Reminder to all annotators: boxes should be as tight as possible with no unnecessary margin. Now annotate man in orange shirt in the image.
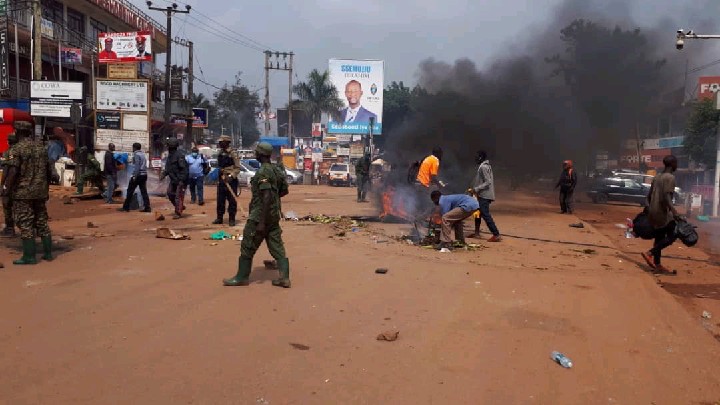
[416,147,444,188]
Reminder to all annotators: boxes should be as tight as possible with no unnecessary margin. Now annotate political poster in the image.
[327,59,383,135]
[98,31,152,63]
[61,47,82,64]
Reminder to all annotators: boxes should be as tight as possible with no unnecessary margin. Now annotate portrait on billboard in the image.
[340,80,377,123]
[327,59,384,135]
[98,31,152,63]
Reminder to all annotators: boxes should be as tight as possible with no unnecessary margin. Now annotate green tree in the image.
[293,69,344,122]
[382,81,413,134]
[685,98,719,167]
[213,73,261,146]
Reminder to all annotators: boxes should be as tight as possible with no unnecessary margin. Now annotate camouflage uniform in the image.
[1,133,18,236]
[215,136,241,225]
[355,155,371,202]
[4,121,53,264]
[75,151,105,194]
[223,142,291,288]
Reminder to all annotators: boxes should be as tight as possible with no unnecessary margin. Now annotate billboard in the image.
[98,31,151,63]
[30,81,83,118]
[698,76,720,100]
[95,80,148,112]
[327,59,383,135]
[61,47,82,64]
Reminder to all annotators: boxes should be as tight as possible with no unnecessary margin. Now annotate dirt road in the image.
[1,185,719,404]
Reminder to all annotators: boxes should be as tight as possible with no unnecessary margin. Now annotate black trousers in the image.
[650,221,677,265]
[217,178,239,220]
[560,187,574,213]
[123,174,150,211]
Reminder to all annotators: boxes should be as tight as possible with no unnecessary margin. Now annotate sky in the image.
[128,0,720,123]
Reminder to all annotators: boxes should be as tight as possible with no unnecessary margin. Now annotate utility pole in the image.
[264,50,294,144]
[186,40,194,146]
[146,1,190,142]
[32,0,41,80]
[264,51,270,136]
[677,29,720,217]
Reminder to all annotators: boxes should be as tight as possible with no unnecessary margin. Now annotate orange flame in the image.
[379,187,410,220]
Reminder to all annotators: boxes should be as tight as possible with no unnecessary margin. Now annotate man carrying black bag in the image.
[641,155,682,274]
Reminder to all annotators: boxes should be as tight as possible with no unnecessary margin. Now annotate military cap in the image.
[218,135,232,143]
[166,138,179,148]
[7,133,17,144]
[255,142,273,156]
[13,121,33,132]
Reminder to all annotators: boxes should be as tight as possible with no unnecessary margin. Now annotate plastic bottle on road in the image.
[551,351,573,368]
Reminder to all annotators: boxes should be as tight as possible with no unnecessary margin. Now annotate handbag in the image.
[632,209,655,240]
[675,219,698,247]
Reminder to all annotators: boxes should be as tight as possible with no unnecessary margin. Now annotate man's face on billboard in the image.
[137,40,145,53]
[105,40,113,51]
[345,82,362,109]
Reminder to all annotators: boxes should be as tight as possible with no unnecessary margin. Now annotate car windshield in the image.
[331,164,348,171]
[243,159,261,170]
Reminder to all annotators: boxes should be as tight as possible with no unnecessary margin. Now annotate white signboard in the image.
[95,129,149,152]
[96,80,148,112]
[327,59,384,135]
[31,103,82,118]
[31,81,83,99]
[122,113,148,131]
[337,147,350,156]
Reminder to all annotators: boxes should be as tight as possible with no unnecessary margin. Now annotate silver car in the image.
[237,161,256,187]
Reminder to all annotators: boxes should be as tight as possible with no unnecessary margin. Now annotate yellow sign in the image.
[108,63,137,79]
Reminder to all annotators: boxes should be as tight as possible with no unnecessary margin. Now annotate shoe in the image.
[272,258,291,288]
[640,252,656,269]
[13,238,37,265]
[190,200,196,204]
[229,219,236,227]
[141,208,152,213]
[223,257,252,286]
[41,235,53,261]
[117,207,130,212]
[654,264,677,275]
[467,233,481,239]
[212,218,223,225]
[106,201,121,205]
[487,235,502,242]
[198,202,205,206]
[172,213,182,220]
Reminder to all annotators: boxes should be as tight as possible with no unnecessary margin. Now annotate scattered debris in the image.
[0,262,4,269]
[336,231,346,237]
[156,227,190,240]
[87,221,98,228]
[695,294,711,299]
[61,235,74,240]
[155,212,165,221]
[569,223,584,228]
[375,268,388,274]
[210,242,218,246]
[264,260,278,270]
[439,248,451,253]
[289,343,310,351]
[572,248,597,255]
[284,211,299,221]
[702,311,713,320]
[61,195,74,205]
[208,230,242,240]
[376,330,399,342]
[91,232,114,238]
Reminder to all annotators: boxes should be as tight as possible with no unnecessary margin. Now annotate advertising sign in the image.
[311,122,322,137]
[60,47,82,64]
[191,108,208,127]
[327,59,383,135]
[0,18,8,91]
[108,63,137,79]
[98,31,152,63]
[122,113,148,131]
[40,18,53,39]
[619,148,671,169]
[30,81,83,118]
[698,76,720,100]
[96,80,148,112]
[95,128,149,152]
[96,111,121,129]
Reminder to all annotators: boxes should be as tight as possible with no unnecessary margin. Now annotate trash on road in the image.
[551,351,573,368]
[702,311,712,319]
[155,212,165,221]
[91,232,114,238]
[439,248,451,253]
[569,223,584,228]
[376,330,399,342]
[61,235,74,240]
[0,262,4,269]
[284,211,299,220]
[156,227,190,240]
[87,221,98,228]
[375,268,388,274]
[61,195,74,205]
[289,342,310,350]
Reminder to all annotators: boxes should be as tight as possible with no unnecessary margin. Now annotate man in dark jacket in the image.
[160,138,188,219]
[103,143,118,204]
[555,160,577,214]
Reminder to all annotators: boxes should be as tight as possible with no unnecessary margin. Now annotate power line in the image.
[182,18,266,52]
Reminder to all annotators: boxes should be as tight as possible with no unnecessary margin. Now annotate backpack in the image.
[675,219,698,247]
[407,159,422,184]
[632,209,654,240]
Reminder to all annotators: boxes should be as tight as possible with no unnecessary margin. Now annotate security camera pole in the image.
[676,29,720,217]
[147,1,191,141]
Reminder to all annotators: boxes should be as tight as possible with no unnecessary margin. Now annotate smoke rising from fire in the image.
[383,0,720,190]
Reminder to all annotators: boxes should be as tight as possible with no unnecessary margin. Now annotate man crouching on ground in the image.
[431,190,479,250]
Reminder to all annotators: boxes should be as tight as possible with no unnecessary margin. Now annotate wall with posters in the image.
[327,59,384,135]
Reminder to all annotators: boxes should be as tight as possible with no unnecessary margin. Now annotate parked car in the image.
[242,159,302,184]
[328,163,354,186]
[587,177,648,205]
[237,161,256,187]
[611,170,683,204]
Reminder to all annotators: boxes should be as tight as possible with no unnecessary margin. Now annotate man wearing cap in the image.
[136,35,150,57]
[98,37,117,61]
[1,133,18,237]
[160,138,188,219]
[223,142,291,288]
[1,121,55,264]
[213,135,240,226]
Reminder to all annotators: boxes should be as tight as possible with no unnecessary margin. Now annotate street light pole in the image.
[147,1,190,142]
[676,29,720,217]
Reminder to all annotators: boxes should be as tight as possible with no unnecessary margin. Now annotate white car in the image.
[236,161,256,187]
[328,163,355,187]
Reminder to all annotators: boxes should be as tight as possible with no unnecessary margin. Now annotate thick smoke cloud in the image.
[384,0,720,190]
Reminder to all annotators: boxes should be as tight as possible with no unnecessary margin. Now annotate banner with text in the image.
[327,59,383,135]
[98,31,151,63]
[95,128,149,152]
[96,80,148,112]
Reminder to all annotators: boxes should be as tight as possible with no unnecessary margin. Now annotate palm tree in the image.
[293,69,344,122]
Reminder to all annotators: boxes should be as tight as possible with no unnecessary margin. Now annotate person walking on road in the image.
[213,135,241,226]
[641,155,681,274]
[120,143,151,212]
[160,138,188,219]
[555,160,577,214]
[355,153,371,202]
[1,133,18,237]
[103,143,119,204]
[223,142,291,288]
[430,190,479,250]
[470,150,501,242]
[1,121,55,264]
[185,146,207,206]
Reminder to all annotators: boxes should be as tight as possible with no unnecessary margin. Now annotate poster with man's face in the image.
[98,31,152,63]
[327,59,384,135]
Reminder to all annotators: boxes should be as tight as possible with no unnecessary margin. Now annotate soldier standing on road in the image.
[213,135,241,226]
[74,147,105,195]
[1,121,55,264]
[355,153,371,202]
[1,133,18,237]
[160,138,188,219]
[223,142,291,288]
[555,160,577,214]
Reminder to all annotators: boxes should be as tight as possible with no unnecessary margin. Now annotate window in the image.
[89,19,107,41]
[67,8,85,34]
[41,0,62,23]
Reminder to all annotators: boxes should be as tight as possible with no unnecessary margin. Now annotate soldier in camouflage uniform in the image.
[355,153,371,202]
[1,121,54,264]
[74,146,105,194]
[223,142,291,288]
[1,133,18,237]
[213,135,241,226]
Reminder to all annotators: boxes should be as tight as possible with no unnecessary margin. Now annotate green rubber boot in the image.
[41,235,53,261]
[13,238,37,265]
[222,257,252,286]
[75,181,84,195]
[272,258,291,288]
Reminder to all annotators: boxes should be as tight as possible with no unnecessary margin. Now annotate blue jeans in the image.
[188,175,204,203]
[105,174,116,203]
[477,197,500,236]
